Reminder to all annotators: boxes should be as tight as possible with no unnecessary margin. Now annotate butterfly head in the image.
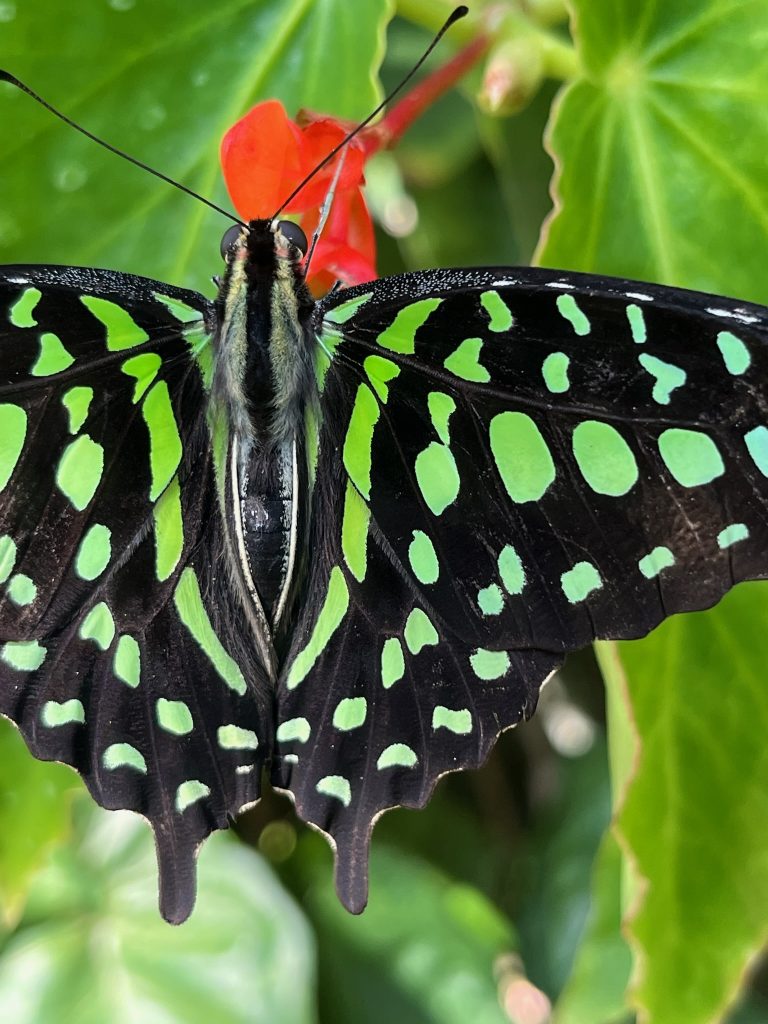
[219,219,308,268]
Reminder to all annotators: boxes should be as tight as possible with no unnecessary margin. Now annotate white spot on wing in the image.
[706,307,759,324]
[545,281,575,290]
[625,292,653,301]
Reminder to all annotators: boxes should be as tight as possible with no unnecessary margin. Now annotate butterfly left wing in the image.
[0,267,271,922]
[275,266,768,912]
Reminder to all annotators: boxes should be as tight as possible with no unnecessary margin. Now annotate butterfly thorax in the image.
[212,219,315,672]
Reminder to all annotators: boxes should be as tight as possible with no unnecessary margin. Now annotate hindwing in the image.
[275,266,768,911]
[0,267,271,923]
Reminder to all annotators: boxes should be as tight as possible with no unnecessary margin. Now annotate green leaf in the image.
[0,719,78,927]
[538,0,768,303]
[617,585,768,1023]
[0,0,393,293]
[292,835,518,1024]
[553,831,632,1024]
[0,801,316,1024]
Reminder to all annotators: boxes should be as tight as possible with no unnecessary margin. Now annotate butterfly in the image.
[4,37,768,925]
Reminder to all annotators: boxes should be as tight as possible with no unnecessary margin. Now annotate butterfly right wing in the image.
[0,266,272,923]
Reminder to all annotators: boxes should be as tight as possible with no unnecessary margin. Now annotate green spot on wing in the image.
[276,718,311,743]
[156,698,193,735]
[470,649,510,680]
[443,337,490,382]
[717,330,750,375]
[103,743,146,773]
[56,434,103,511]
[343,383,379,500]
[478,583,504,615]
[433,706,472,734]
[658,428,724,487]
[498,545,526,595]
[626,303,646,343]
[316,775,351,806]
[408,530,439,584]
[174,567,247,695]
[122,352,161,403]
[114,635,140,687]
[286,566,349,689]
[377,743,418,769]
[75,524,111,581]
[176,780,210,813]
[415,442,460,516]
[377,298,442,354]
[7,574,36,606]
[81,294,149,351]
[79,602,115,650]
[324,292,372,324]
[2,640,46,671]
[0,536,17,584]
[333,697,367,731]
[561,562,602,603]
[61,386,93,433]
[341,481,369,583]
[489,411,555,503]
[404,608,438,654]
[153,475,184,581]
[480,289,514,332]
[381,637,405,688]
[638,353,686,404]
[542,351,570,393]
[152,292,203,324]
[218,725,259,750]
[31,332,74,376]
[638,546,675,579]
[556,293,590,335]
[41,699,85,727]
[142,381,182,502]
[745,426,768,476]
[572,420,638,496]
[0,404,27,493]
[9,286,41,327]
[363,354,400,402]
[427,391,456,445]
[718,523,749,548]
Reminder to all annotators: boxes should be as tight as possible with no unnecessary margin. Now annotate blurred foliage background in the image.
[2,1,768,1021]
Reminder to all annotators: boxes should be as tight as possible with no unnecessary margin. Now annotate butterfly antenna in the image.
[0,69,246,227]
[271,4,469,218]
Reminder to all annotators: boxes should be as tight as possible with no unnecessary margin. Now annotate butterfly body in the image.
[3,248,768,921]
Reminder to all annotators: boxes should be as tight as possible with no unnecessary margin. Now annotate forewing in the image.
[275,266,768,912]
[0,267,270,923]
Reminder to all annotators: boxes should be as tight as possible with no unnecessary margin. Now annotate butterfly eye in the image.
[277,220,308,256]
[220,224,242,260]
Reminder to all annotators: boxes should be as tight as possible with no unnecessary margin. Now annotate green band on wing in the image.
[381,637,405,688]
[638,353,686,405]
[324,292,373,325]
[377,743,418,769]
[153,292,204,324]
[556,293,590,335]
[444,337,490,382]
[490,411,554,503]
[316,775,351,806]
[572,420,638,496]
[287,565,349,690]
[81,294,149,351]
[122,352,161,403]
[0,404,27,493]
[432,706,472,734]
[8,574,36,606]
[561,561,602,603]
[0,536,17,584]
[333,697,367,731]
[469,648,510,680]
[480,290,514,332]
[153,475,184,581]
[427,391,456,445]
[276,717,311,743]
[174,567,247,695]
[658,428,724,487]
[142,381,182,502]
[408,530,439,584]
[343,383,379,500]
[156,698,193,735]
[404,607,438,654]
[364,354,400,401]
[176,780,210,813]
[626,303,646,343]
[377,298,442,354]
[341,480,370,583]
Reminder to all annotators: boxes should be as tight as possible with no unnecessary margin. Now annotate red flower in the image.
[220,35,488,295]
